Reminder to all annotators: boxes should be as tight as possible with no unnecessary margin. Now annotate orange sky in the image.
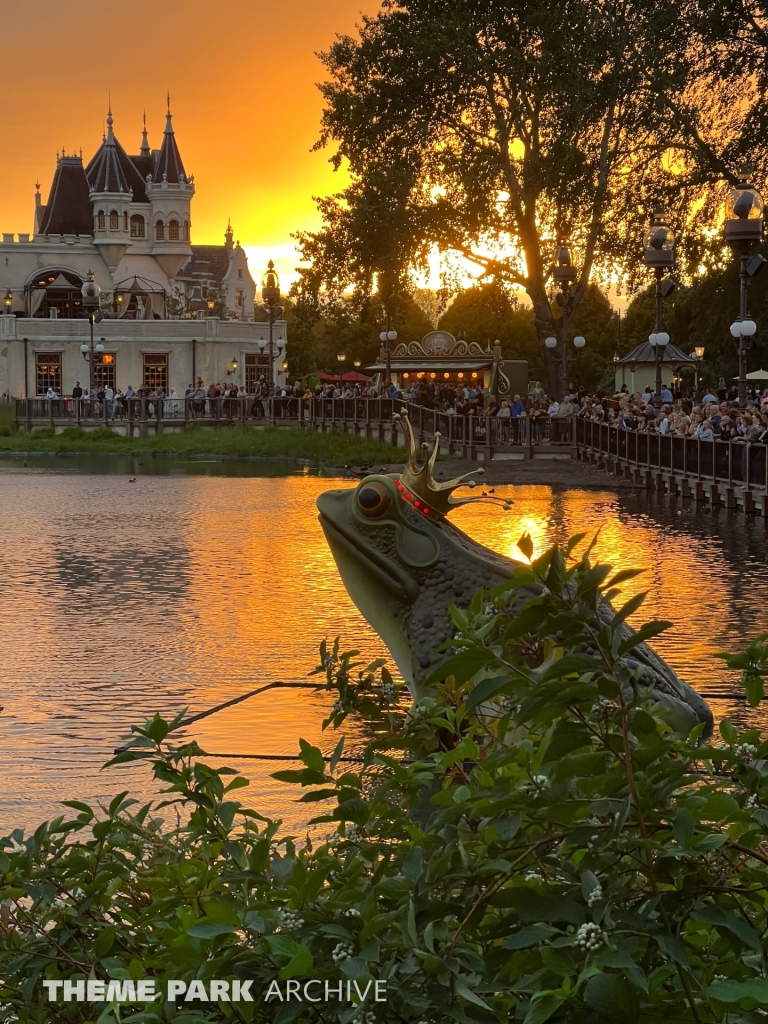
[0,0,378,287]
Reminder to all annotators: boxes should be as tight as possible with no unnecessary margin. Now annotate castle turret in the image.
[86,107,132,273]
[145,97,194,280]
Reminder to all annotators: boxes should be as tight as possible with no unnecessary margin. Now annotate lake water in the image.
[0,454,766,835]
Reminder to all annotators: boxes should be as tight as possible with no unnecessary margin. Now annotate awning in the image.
[367,360,492,372]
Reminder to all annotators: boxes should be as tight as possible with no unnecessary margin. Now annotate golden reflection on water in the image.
[0,464,765,832]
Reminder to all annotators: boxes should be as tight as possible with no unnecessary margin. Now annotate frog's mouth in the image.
[317,510,419,604]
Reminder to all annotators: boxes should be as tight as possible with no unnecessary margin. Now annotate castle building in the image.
[0,103,286,399]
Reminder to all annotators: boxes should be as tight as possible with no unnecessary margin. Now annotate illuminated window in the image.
[109,210,119,230]
[97,210,105,230]
[168,220,179,240]
[155,221,165,240]
[130,215,145,238]
[245,353,269,392]
[35,353,62,395]
[143,353,168,391]
[235,289,244,308]
[94,353,116,390]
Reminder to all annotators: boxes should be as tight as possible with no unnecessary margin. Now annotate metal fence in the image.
[576,419,768,493]
[14,396,576,448]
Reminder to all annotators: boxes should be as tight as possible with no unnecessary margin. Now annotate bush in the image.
[2,536,768,1022]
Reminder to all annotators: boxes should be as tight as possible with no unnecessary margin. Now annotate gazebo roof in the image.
[616,342,697,367]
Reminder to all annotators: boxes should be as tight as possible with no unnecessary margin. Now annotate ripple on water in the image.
[0,463,765,832]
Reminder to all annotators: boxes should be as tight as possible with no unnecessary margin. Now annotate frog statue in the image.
[317,413,712,736]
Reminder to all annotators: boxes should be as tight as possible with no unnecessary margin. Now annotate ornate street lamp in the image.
[725,172,766,406]
[380,326,397,387]
[207,298,215,313]
[694,345,705,394]
[353,359,362,369]
[3,288,12,314]
[648,330,670,403]
[337,351,346,363]
[550,236,579,395]
[260,260,284,388]
[79,271,103,396]
[643,213,676,405]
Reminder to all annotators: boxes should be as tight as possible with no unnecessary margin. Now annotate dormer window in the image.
[130,215,145,238]
[109,210,119,230]
[155,221,165,240]
[169,220,179,240]
[97,210,105,230]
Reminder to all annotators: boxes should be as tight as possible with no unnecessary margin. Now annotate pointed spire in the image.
[225,219,234,251]
[155,95,187,183]
[140,109,150,156]
[87,102,130,195]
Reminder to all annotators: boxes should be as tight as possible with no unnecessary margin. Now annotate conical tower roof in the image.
[85,107,131,194]
[154,98,186,183]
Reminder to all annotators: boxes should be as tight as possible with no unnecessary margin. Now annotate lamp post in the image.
[79,271,103,395]
[260,260,284,388]
[643,213,676,405]
[544,332,586,394]
[3,288,12,315]
[551,236,578,396]
[648,330,670,402]
[379,317,398,389]
[724,172,766,406]
[694,345,705,395]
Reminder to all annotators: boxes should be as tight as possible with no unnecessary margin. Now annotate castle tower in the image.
[86,107,132,273]
[146,97,194,280]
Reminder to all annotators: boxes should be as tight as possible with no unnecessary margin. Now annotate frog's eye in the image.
[357,481,391,518]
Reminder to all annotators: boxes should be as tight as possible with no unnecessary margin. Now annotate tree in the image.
[300,0,745,397]
[7,538,768,1021]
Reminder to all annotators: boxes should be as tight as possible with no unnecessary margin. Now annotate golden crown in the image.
[392,412,513,520]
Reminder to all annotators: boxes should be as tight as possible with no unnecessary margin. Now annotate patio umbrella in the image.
[732,369,768,380]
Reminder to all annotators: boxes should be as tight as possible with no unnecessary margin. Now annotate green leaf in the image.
[503,925,557,949]
[584,973,640,1021]
[187,921,236,939]
[705,978,768,1005]
[692,904,762,952]
[618,620,672,655]
[523,993,565,1024]
[299,739,326,774]
[517,533,534,560]
[424,648,497,687]
[744,676,765,707]
[94,926,116,959]
[672,807,696,846]
[145,714,169,743]
[278,948,314,980]
[720,718,738,744]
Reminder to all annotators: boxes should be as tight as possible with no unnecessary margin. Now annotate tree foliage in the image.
[295,0,768,392]
[4,538,768,1021]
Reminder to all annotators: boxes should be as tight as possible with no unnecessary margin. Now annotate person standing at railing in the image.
[553,394,575,441]
[509,393,526,443]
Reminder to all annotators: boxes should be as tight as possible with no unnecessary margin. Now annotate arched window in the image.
[123,212,128,231]
[155,221,165,240]
[109,210,119,230]
[168,220,179,240]
[97,210,105,230]
[130,215,145,238]
[183,220,189,241]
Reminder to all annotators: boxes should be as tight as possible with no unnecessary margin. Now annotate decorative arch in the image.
[130,214,145,238]
[25,267,87,319]
[168,219,179,240]
[97,210,105,230]
[155,220,165,240]
[109,210,119,230]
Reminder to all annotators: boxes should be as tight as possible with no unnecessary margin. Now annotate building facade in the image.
[0,103,285,397]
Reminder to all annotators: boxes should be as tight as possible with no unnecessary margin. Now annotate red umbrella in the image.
[340,370,372,382]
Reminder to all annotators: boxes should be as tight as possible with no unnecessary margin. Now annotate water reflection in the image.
[0,459,765,833]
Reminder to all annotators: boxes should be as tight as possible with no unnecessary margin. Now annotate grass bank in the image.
[0,425,405,468]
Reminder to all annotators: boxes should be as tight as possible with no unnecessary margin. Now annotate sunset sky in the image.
[0,0,378,288]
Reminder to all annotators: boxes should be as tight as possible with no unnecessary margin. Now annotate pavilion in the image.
[614,341,698,395]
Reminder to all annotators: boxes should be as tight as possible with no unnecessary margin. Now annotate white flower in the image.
[575,922,603,953]
[590,699,619,718]
[735,743,758,762]
[356,1013,376,1024]
[499,694,515,713]
[714,974,727,982]
[345,823,364,843]
[380,682,398,705]
[586,883,603,907]
[344,907,361,917]
[277,908,304,932]
[332,699,343,713]
[745,794,758,810]
[524,871,541,882]
[524,775,550,796]
[332,941,355,965]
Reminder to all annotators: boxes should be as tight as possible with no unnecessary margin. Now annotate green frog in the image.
[317,414,712,736]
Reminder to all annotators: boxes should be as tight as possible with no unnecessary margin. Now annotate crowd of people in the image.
[38,371,768,444]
